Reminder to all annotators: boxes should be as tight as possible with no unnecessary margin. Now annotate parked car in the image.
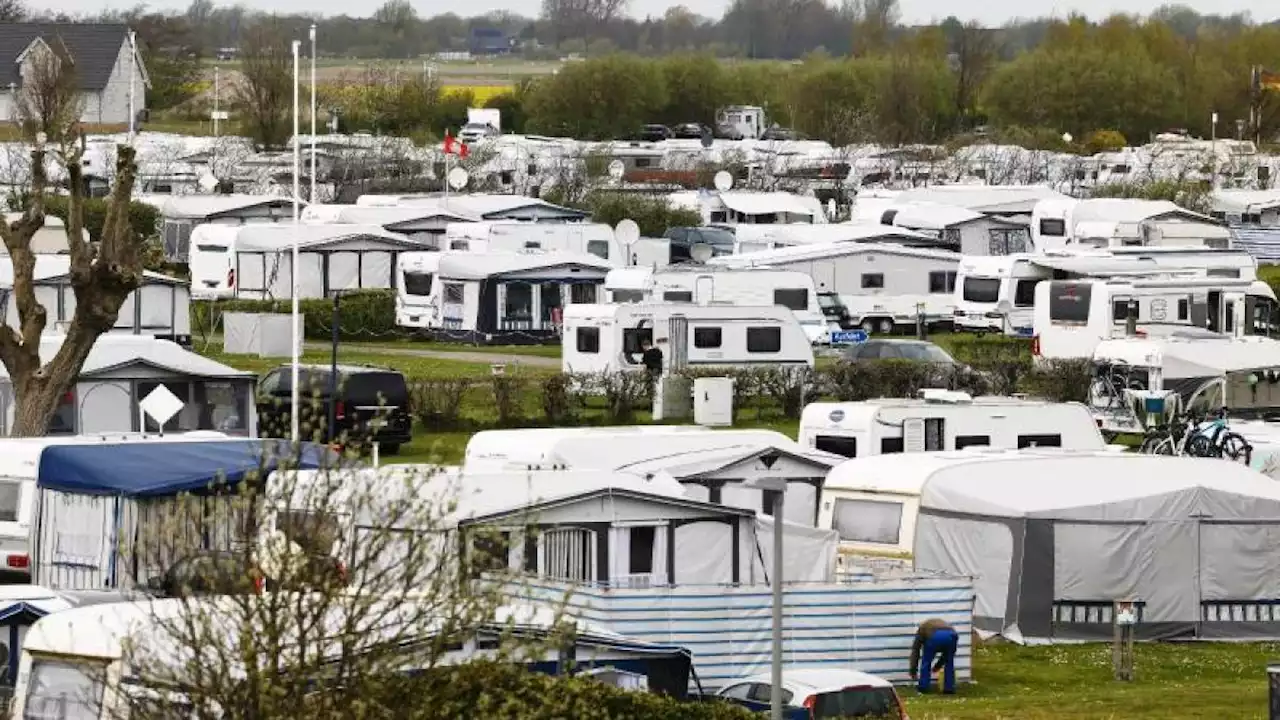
[842,339,958,364]
[458,122,500,143]
[672,122,708,139]
[257,364,413,453]
[144,549,348,598]
[761,126,802,141]
[716,668,907,719]
[639,124,674,142]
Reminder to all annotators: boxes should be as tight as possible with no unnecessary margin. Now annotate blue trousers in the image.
[918,628,958,693]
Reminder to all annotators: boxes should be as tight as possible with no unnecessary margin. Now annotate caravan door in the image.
[695,276,714,305]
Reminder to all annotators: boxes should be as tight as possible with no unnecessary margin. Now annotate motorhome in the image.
[954,247,1261,335]
[1032,276,1278,361]
[798,391,1106,461]
[396,250,612,343]
[712,242,962,334]
[604,265,831,344]
[562,303,814,375]
[443,221,620,263]
[187,224,240,300]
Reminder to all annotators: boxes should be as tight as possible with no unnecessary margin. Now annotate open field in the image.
[204,58,555,88]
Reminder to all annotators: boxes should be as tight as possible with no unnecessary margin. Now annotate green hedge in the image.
[386,661,757,719]
[192,290,398,341]
[8,193,161,243]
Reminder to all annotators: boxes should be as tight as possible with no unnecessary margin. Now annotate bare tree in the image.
[951,22,995,130]
[0,38,144,436]
[235,19,293,150]
[0,0,24,21]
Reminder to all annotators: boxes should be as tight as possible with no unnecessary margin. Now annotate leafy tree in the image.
[0,43,144,435]
[134,13,206,112]
[524,55,666,140]
[235,18,293,150]
[1083,129,1127,154]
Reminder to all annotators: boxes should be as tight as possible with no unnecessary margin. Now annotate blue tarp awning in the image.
[36,440,338,497]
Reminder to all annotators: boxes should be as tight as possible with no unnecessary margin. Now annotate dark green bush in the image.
[192,290,399,341]
[410,379,473,431]
[1022,358,1095,403]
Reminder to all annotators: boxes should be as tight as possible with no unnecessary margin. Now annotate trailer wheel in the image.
[878,318,894,334]
[859,319,876,333]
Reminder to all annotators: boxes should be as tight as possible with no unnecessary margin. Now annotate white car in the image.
[458,122,499,143]
[715,667,908,719]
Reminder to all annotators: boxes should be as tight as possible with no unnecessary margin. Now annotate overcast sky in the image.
[41,0,1280,26]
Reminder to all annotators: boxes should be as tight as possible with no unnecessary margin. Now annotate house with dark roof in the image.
[0,23,149,126]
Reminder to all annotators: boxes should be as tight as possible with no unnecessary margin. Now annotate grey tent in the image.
[913,453,1280,642]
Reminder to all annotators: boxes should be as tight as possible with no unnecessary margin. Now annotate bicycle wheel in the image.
[1218,433,1253,465]
[1149,438,1177,456]
[1186,434,1215,458]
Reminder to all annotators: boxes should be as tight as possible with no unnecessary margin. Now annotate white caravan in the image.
[443,221,620,263]
[711,242,962,334]
[1032,276,1277,360]
[954,247,1260,335]
[395,251,441,329]
[604,265,831,344]
[725,223,939,254]
[1030,197,1232,251]
[798,391,1106,460]
[562,303,814,375]
[187,224,240,299]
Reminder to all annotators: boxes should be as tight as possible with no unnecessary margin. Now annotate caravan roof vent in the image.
[917,389,973,404]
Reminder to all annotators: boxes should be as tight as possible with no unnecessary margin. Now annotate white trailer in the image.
[1032,276,1278,360]
[562,302,814,375]
[443,221,620,263]
[954,247,1261,335]
[187,224,239,300]
[603,265,832,344]
[712,242,962,334]
[798,391,1106,461]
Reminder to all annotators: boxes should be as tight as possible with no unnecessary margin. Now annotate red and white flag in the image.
[443,131,470,159]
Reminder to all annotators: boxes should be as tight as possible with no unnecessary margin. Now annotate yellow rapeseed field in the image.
[442,84,514,104]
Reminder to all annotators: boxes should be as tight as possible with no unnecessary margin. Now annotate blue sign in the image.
[831,330,869,344]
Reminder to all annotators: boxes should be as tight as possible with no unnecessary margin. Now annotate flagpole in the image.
[290,39,302,444]
[443,130,450,207]
[309,24,317,204]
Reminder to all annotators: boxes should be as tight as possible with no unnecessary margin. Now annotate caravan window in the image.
[815,435,857,458]
[962,277,1000,303]
[0,480,18,522]
[955,434,990,449]
[1014,280,1038,307]
[929,271,957,294]
[1018,434,1061,448]
[450,240,470,250]
[1208,268,1241,278]
[443,283,465,304]
[576,327,600,353]
[831,498,902,545]
[861,273,885,290]
[23,659,104,720]
[663,290,694,302]
[587,240,610,259]
[1047,283,1091,325]
[1039,218,1067,237]
[196,244,227,253]
[746,327,782,353]
[523,241,541,249]
[773,289,809,311]
[693,327,722,348]
[1178,298,1189,321]
[612,289,644,303]
[403,271,433,297]
[881,437,904,454]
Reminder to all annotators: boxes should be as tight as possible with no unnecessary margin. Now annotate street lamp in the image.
[744,452,786,720]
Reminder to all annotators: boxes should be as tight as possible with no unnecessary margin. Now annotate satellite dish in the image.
[690,243,714,263]
[608,160,626,180]
[447,167,469,190]
[197,173,218,193]
[713,170,733,192]
[615,219,640,247]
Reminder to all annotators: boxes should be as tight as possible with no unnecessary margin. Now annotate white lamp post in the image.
[290,39,302,443]
[744,460,786,720]
[309,24,317,203]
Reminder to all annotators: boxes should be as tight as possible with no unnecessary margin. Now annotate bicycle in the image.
[1139,408,1253,464]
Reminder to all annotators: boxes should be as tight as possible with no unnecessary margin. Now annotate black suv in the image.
[257,364,413,453]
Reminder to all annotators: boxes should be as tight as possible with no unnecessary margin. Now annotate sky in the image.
[37,0,1280,27]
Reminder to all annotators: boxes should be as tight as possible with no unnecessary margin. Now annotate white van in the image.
[187,224,240,300]
[1032,276,1278,360]
[562,303,815,375]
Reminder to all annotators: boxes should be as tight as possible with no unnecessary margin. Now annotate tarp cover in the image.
[37,440,335,496]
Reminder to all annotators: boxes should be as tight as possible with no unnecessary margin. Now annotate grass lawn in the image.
[324,338,563,359]
[906,642,1278,719]
[199,347,520,380]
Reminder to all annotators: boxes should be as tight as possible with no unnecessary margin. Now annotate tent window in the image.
[471,531,511,575]
[1018,433,1061,448]
[831,498,902,545]
[570,284,597,304]
[576,327,600,354]
[815,434,856,458]
[629,526,655,574]
[880,437,904,454]
[443,283,465,304]
[955,434,990,449]
[762,489,782,516]
[524,534,538,573]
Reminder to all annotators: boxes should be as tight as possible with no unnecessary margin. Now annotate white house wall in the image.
[94,38,147,126]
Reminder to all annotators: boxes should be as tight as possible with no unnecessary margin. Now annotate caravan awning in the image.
[37,440,337,496]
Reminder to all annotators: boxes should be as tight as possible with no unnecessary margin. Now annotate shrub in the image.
[410,379,473,431]
[593,370,651,423]
[192,290,399,341]
[1023,358,1095,403]
[490,374,528,427]
[540,372,585,426]
[757,366,814,420]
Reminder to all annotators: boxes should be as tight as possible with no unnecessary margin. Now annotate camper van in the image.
[443,221,619,262]
[798,392,1106,460]
[562,303,814,375]
[1032,276,1278,360]
[711,242,963,334]
[188,224,243,300]
[954,248,1261,335]
[395,250,612,342]
[604,265,832,344]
